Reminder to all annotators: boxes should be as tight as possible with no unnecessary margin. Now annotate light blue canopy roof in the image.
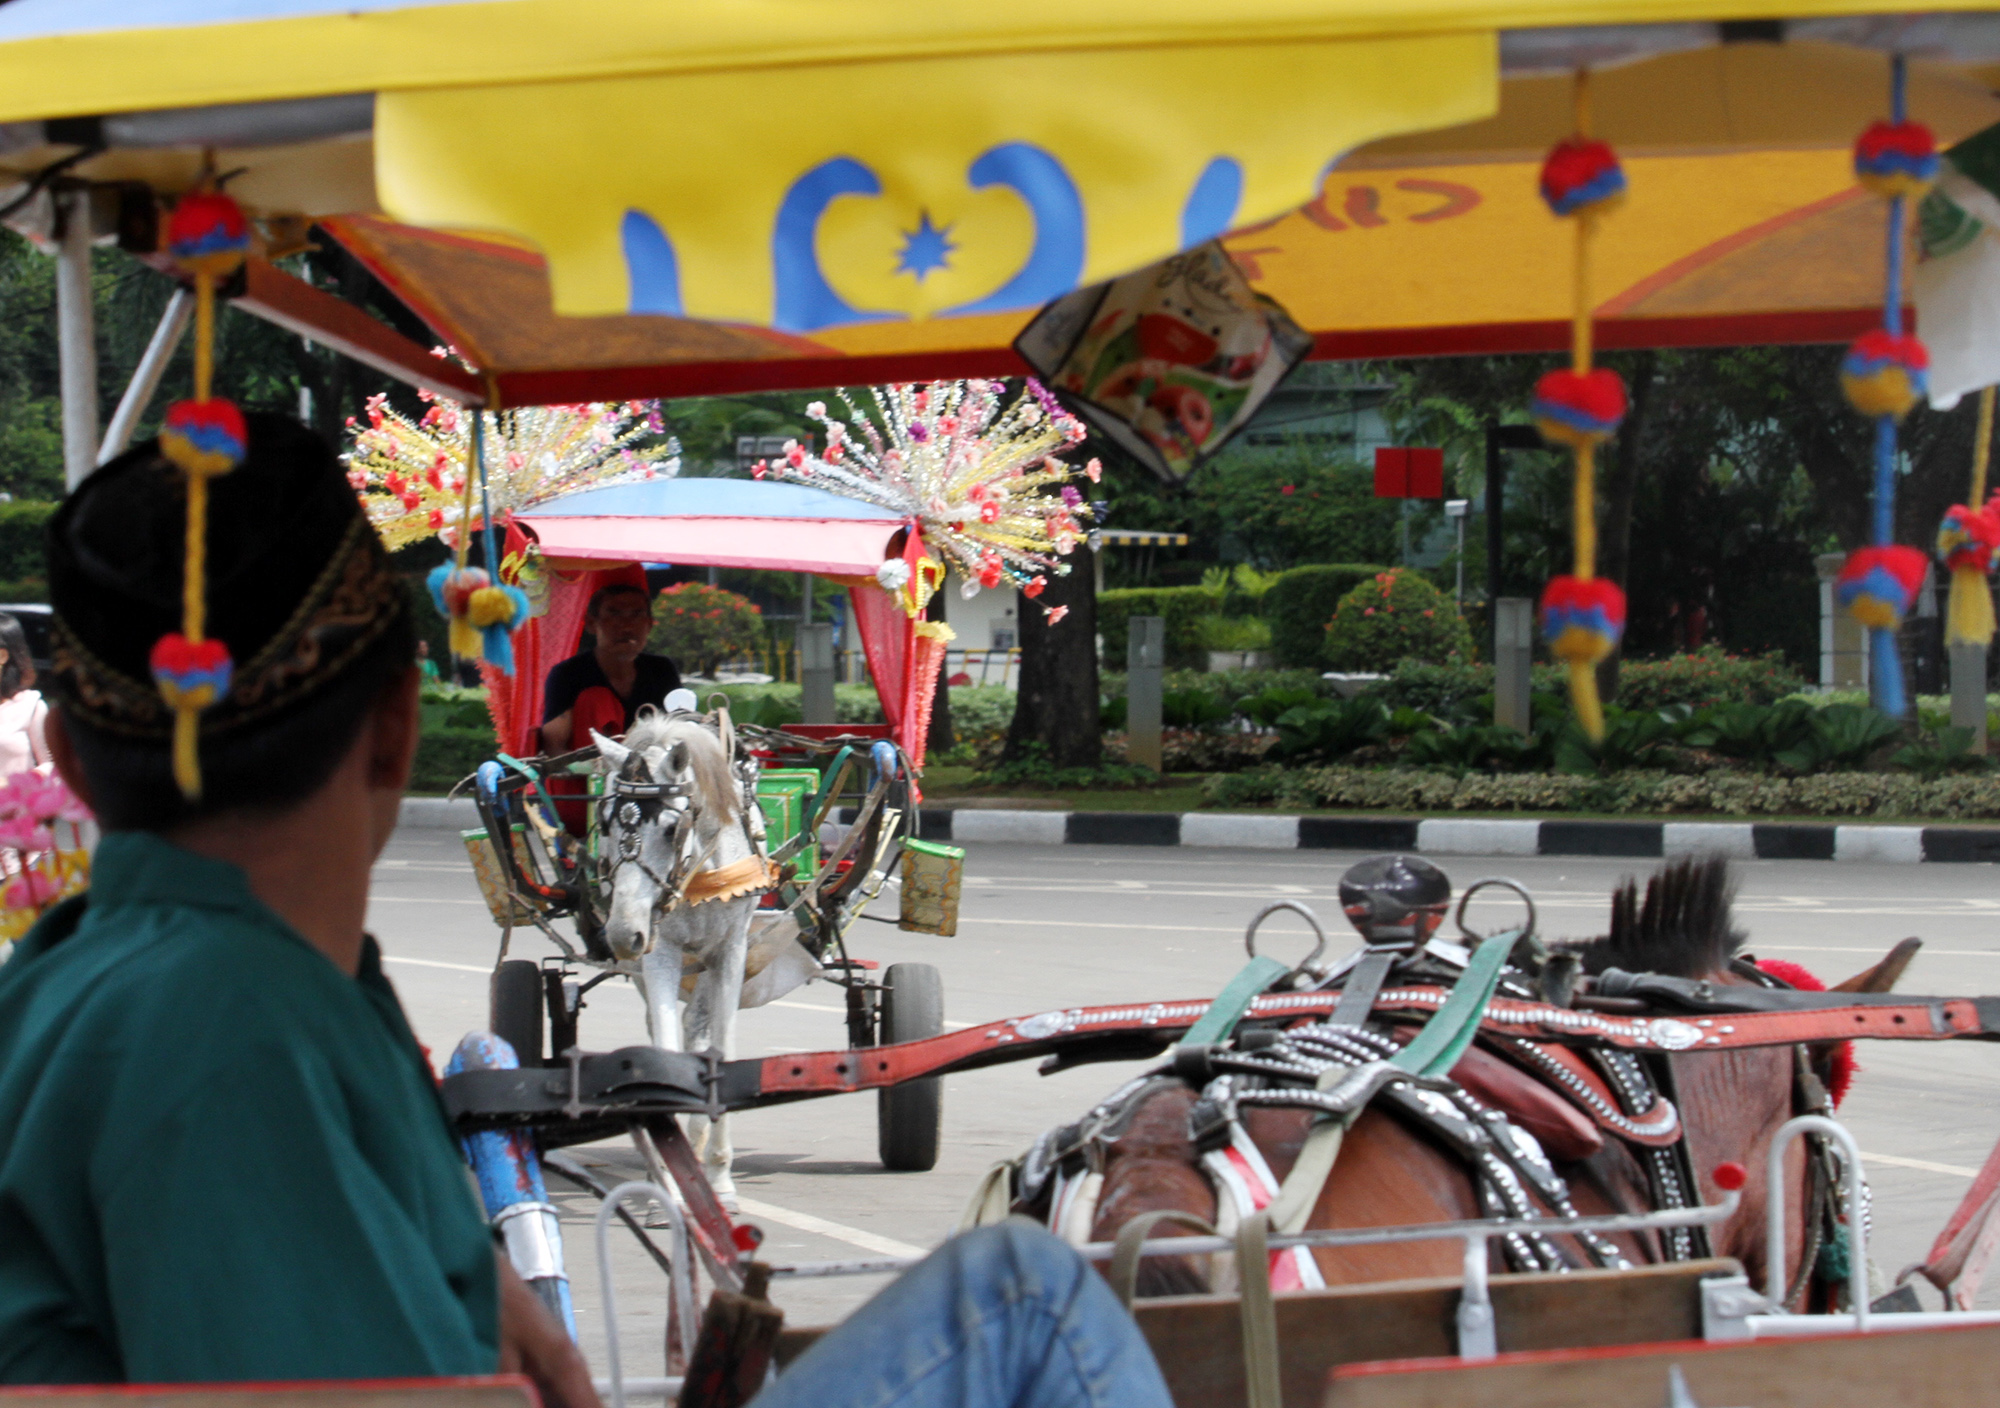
[523,476,901,522]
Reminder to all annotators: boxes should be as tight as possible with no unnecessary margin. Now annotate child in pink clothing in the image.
[0,614,48,778]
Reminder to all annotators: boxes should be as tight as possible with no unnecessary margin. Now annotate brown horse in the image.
[1021,856,1916,1301]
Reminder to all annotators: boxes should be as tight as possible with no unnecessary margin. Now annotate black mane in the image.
[1558,854,1745,978]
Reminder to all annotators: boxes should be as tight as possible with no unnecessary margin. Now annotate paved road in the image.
[368,830,2000,1377]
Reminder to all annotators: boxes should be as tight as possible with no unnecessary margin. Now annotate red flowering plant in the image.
[646,582,766,677]
[1323,568,1474,672]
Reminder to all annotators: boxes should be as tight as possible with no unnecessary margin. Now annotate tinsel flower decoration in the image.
[764,380,1095,619]
[1854,120,1939,200]
[345,373,678,552]
[1840,330,1929,421]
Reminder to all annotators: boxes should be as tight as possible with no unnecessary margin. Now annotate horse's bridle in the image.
[595,761,694,905]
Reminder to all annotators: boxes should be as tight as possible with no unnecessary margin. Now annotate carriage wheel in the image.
[491,959,545,1066]
[875,962,944,1172]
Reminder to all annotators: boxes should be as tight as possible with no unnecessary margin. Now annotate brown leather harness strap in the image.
[744,989,2000,1103]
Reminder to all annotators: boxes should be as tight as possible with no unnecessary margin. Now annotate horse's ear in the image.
[592,731,630,768]
[668,741,690,776]
[1831,936,1922,994]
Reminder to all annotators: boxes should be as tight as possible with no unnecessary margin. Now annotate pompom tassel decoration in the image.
[1854,119,1939,200]
[428,564,529,671]
[1840,330,1930,421]
[1539,138,1627,217]
[1837,545,1929,718]
[1532,367,1627,448]
[1540,576,1626,741]
[1938,499,2000,646]
[153,186,252,800]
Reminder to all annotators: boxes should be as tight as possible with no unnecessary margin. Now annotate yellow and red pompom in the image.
[159,398,247,478]
[1532,368,1627,448]
[165,191,251,279]
[1938,500,2000,575]
[427,564,531,673]
[149,633,233,710]
[1839,330,1929,420]
[1835,545,1928,629]
[1540,576,1626,665]
[1853,120,1939,200]
[1539,138,1626,218]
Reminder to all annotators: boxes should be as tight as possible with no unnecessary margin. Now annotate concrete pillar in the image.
[1951,642,1989,750]
[1815,552,1868,689]
[1493,597,1533,734]
[57,189,98,491]
[797,622,835,724]
[1127,615,1164,772]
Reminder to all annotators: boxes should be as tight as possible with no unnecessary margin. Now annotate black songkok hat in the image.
[46,412,406,742]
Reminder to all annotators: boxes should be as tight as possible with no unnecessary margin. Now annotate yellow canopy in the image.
[4,3,1998,340]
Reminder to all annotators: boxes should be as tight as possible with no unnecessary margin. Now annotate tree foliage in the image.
[647,582,765,675]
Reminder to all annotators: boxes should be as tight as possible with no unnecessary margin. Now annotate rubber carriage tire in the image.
[491,959,546,1066]
[876,962,945,1171]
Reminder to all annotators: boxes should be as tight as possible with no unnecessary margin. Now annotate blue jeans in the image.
[754,1223,1172,1408]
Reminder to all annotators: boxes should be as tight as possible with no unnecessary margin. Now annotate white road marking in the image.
[1111,880,1148,889]
[383,955,490,973]
[1864,1152,1981,1178]
[733,1196,925,1259]
[370,895,487,906]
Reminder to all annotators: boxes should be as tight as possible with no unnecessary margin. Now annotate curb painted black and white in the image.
[396,795,1996,863]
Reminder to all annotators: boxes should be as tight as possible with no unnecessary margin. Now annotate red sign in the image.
[1373,446,1445,499]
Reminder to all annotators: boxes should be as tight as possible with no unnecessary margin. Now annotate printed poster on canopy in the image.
[1013,241,1312,484]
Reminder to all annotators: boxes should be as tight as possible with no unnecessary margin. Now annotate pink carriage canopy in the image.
[483,476,945,765]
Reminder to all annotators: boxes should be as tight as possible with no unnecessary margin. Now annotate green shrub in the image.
[1613,646,1808,710]
[1192,614,1273,653]
[1362,659,1500,721]
[1097,586,1221,669]
[649,582,766,675]
[0,501,56,584]
[419,682,494,732]
[1323,569,1475,672]
[0,578,46,604]
[1262,563,1389,668]
[973,742,1160,789]
[1269,696,1389,763]
[409,725,496,794]
[1104,729,1274,772]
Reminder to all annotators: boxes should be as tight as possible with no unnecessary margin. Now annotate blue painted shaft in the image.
[447,1031,578,1339]
[1873,416,1897,547]
[1872,627,1907,719]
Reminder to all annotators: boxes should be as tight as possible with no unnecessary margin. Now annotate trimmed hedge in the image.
[1262,563,1391,668]
[0,501,56,585]
[1203,765,2000,819]
[410,726,495,794]
[1097,586,1221,669]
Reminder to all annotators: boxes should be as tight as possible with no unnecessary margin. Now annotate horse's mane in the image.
[1556,854,1745,978]
[622,709,739,825]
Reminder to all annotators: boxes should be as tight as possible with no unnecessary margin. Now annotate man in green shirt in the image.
[0,414,592,1404]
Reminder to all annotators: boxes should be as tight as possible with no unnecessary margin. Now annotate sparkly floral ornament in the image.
[345,375,677,552]
[0,770,91,948]
[1840,330,1929,421]
[1854,119,1939,200]
[765,380,1096,626]
[153,185,253,800]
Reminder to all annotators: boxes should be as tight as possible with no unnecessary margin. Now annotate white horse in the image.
[592,709,769,1205]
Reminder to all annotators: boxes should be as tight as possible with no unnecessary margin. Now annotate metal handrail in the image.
[594,1181,694,1408]
[1764,1114,1868,1327]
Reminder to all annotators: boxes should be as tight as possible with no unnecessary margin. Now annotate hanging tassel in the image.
[151,185,251,800]
[1940,386,2000,647]
[1531,70,1627,741]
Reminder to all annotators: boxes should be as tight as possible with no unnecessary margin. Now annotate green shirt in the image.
[0,832,498,1384]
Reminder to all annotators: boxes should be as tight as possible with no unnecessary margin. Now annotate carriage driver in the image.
[0,415,1171,1408]
[538,583,681,754]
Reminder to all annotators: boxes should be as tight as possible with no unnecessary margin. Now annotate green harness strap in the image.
[1179,955,1292,1048]
[1267,929,1520,1233]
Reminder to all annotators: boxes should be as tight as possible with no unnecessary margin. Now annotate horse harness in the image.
[1016,937,1848,1295]
[595,723,772,914]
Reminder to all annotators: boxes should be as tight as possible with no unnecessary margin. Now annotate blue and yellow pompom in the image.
[428,565,530,673]
[1540,138,1626,218]
[1532,368,1628,449]
[1854,120,1939,201]
[1840,330,1929,421]
[1836,545,1929,630]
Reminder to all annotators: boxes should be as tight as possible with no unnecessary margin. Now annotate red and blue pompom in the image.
[165,191,251,277]
[1540,575,1626,665]
[149,633,233,711]
[1839,330,1929,420]
[1939,499,2000,574]
[159,398,247,478]
[1532,368,1628,448]
[1854,120,1939,200]
[1836,544,1929,629]
[1539,138,1626,217]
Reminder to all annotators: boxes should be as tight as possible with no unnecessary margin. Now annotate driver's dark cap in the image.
[1339,854,1451,947]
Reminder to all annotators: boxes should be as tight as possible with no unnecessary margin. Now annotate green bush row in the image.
[1202,764,2000,819]
[1098,563,1390,670]
[0,501,55,585]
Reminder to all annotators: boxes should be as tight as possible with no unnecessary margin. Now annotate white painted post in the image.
[99,287,194,466]
[56,190,99,490]
[1127,616,1164,772]
[1494,598,1533,734]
